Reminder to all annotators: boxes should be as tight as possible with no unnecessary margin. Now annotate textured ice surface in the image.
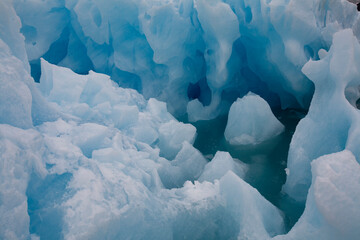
[283,29,360,201]
[0,125,46,240]
[0,39,32,129]
[1,0,360,239]
[35,61,283,239]
[276,150,360,240]
[38,59,197,162]
[11,0,360,119]
[225,93,285,145]
[1,55,284,239]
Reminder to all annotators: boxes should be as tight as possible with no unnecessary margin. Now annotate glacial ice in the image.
[0,125,46,240]
[1,0,360,239]
[283,29,360,202]
[12,0,358,119]
[2,61,284,239]
[276,150,360,240]
[225,93,285,145]
[12,0,357,118]
[1,52,284,239]
[0,39,32,129]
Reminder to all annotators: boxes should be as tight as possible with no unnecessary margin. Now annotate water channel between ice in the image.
[190,109,307,232]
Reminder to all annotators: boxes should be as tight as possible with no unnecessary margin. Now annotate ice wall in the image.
[0,0,32,129]
[12,0,360,120]
[0,2,48,238]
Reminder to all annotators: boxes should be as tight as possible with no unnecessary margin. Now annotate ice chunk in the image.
[111,105,139,129]
[225,93,284,145]
[219,172,284,239]
[71,123,113,158]
[131,123,158,145]
[158,120,197,159]
[39,58,88,103]
[158,142,207,189]
[146,98,174,123]
[284,29,360,201]
[275,150,360,240]
[168,174,285,239]
[199,151,247,182]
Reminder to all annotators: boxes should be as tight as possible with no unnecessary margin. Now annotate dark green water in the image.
[192,109,306,232]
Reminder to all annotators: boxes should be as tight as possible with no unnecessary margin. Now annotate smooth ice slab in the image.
[225,93,285,145]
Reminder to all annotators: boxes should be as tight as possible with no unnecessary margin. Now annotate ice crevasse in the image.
[1,0,360,239]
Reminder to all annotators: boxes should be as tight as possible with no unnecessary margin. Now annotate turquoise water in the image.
[192,109,306,232]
